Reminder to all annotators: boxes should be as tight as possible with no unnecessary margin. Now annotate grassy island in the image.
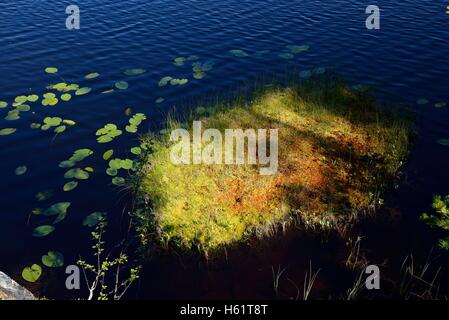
[135,79,412,253]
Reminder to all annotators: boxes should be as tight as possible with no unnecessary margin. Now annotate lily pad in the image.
[63,181,78,192]
[85,72,100,79]
[43,202,71,217]
[0,101,8,108]
[229,49,249,58]
[75,87,92,96]
[112,176,126,186]
[36,190,54,201]
[27,94,39,102]
[158,76,173,87]
[106,167,118,176]
[42,251,64,267]
[16,104,31,112]
[5,110,20,121]
[0,128,16,135]
[15,166,27,176]
[22,264,42,282]
[437,139,449,146]
[32,225,55,237]
[83,212,106,227]
[42,93,58,106]
[435,102,446,108]
[54,125,66,134]
[115,81,129,90]
[96,124,122,143]
[131,147,141,155]
[61,93,72,101]
[103,149,114,160]
[124,69,146,76]
[45,67,58,74]
[64,168,90,180]
[174,57,186,66]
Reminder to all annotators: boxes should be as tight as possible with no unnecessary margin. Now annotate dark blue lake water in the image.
[1,0,449,299]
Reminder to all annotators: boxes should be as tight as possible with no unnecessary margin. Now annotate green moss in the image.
[134,79,412,253]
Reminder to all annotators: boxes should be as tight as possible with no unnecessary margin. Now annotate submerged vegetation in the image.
[421,195,449,250]
[135,78,413,253]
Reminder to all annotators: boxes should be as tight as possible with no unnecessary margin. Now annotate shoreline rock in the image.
[0,271,35,300]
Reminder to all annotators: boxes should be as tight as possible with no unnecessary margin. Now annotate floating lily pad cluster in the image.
[173,55,199,66]
[22,250,64,282]
[106,158,134,186]
[125,113,147,133]
[192,61,215,80]
[158,76,188,87]
[39,117,75,133]
[96,123,123,143]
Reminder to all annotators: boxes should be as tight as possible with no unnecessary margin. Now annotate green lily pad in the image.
[108,159,122,170]
[437,139,449,146]
[45,67,58,74]
[115,81,129,90]
[16,104,31,112]
[112,176,125,186]
[131,147,141,155]
[103,149,114,160]
[22,264,42,282]
[75,87,92,96]
[64,168,90,180]
[0,101,8,108]
[85,167,94,172]
[69,149,94,162]
[435,102,446,108]
[43,202,71,216]
[229,49,249,57]
[193,72,206,79]
[85,72,100,79]
[5,110,20,121]
[83,212,106,227]
[36,190,54,201]
[174,57,186,66]
[158,76,173,87]
[0,128,16,135]
[63,119,76,126]
[61,93,72,101]
[43,117,62,127]
[42,251,64,267]
[54,125,66,134]
[106,167,118,176]
[124,69,146,76]
[32,225,55,237]
[170,78,188,86]
[42,93,58,106]
[27,94,39,102]
[15,166,27,175]
[63,181,78,192]
[30,123,41,129]
[96,124,122,143]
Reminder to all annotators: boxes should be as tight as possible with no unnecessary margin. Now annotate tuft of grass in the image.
[135,78,413,253]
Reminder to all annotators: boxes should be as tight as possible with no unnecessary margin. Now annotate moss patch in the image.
[136,80,412,252]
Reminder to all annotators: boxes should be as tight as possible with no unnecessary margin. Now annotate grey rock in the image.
[0,271,35,300]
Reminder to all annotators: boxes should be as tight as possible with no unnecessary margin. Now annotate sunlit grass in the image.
[135,78,412,253]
